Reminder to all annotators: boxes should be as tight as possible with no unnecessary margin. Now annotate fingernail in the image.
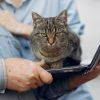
[47,73,53,84]
[40,59,45,65]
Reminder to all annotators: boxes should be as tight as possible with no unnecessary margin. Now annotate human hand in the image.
[0,10,18,31]
[5,58,53,92]
[68,63,100,90]
[0,10,33,38]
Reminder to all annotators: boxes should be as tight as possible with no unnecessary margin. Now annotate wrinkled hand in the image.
[68,63,100,90]
[0,10,33,38]
[0,10,18,30]
[5,58,53,92]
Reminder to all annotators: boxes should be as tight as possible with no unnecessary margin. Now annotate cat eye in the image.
[55,33,60,36]
[41,33,47,37]
[56,32,62,36]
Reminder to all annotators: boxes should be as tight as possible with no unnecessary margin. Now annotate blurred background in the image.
[76,0,100,100]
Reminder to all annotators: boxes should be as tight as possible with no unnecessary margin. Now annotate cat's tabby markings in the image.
[30,10,82,69]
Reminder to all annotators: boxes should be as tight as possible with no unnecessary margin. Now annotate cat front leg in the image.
[51,60,63,69]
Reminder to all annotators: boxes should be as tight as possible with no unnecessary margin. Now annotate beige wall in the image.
[76,1,100,100]
[76,0,100,62]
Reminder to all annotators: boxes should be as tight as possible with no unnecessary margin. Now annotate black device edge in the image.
[47,44,100,78]
[87,45,100,70]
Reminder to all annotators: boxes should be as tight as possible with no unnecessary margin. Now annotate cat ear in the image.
[32,11,42,21]
[57,10,67,22]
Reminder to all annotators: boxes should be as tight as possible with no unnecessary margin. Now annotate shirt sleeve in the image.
[62,0,85,35]
[0,26,12,37]
[0,59,6,93]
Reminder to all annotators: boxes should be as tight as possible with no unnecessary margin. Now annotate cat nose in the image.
[48,38,54,46]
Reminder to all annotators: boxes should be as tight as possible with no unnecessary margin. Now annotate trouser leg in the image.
[0,90,37,100]
[57,84,93,100]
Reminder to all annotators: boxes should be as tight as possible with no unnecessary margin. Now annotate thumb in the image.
[38,67,53,84]
[40,59,49,69]
[40,59,45,66]
[35,59,45,67]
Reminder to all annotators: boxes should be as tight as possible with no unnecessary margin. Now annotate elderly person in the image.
[0,0,100,100]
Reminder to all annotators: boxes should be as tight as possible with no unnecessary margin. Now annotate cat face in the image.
[30,10,79,63]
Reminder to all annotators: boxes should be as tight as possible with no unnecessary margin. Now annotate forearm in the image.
[0,10,33,38]
[11,22,33,38]
[3,21,33,38]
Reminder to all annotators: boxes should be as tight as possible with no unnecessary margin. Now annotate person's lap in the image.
[58,85,93,100]
[0,34,93,100]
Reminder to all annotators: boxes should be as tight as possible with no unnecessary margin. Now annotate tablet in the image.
[47,45,100,78]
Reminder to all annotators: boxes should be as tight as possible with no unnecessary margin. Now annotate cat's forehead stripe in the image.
[43,18,55,32]
[46,18,55,25]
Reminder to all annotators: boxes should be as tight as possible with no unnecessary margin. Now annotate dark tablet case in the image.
[47,45,100,78]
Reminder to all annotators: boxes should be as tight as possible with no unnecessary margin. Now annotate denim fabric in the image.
[0,89,37,100]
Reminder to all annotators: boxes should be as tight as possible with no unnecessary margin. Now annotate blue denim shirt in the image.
[0,0,84,98]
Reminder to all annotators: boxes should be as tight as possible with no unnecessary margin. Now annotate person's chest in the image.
[0,0,68,24]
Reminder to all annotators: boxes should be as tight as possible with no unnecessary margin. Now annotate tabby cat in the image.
[30,10,82,69]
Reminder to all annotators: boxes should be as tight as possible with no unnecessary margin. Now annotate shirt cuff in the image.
[0,59,6,93]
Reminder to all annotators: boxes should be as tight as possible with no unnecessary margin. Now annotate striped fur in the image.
[30,10,82,69]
